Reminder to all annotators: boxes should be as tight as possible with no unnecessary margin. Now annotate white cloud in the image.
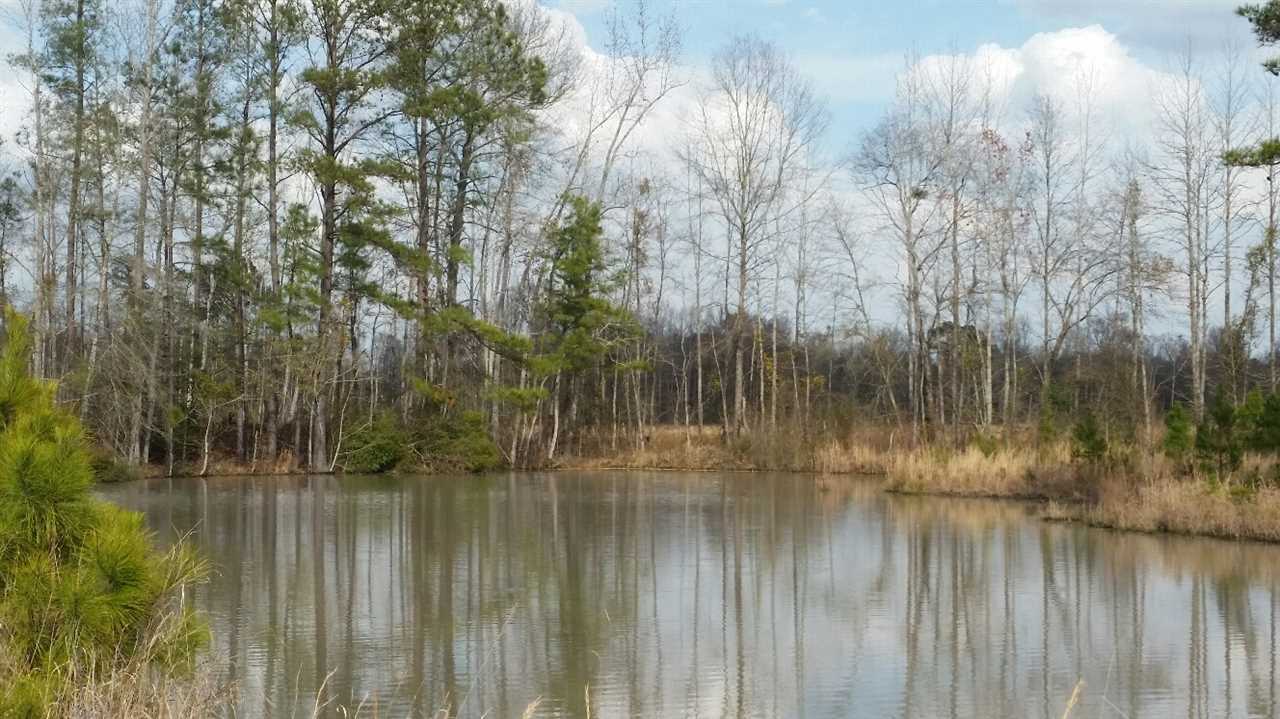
[0,67,31,161]
[795,25,1176,146]
[909,25,1177,142]
[514,0,704,184]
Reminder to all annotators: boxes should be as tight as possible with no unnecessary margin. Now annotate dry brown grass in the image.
[56,668,547,718]
[143,449,304,479]
[812,439,889,474]
[1240,451,1280,480]
[19,609,228,718]
[563,423,897,474]
[57,669,226,719]
[1078,478,1280,542]
[566,425,744,471]
[878,439,1280,542]
[879,441,1092,500]
[511,422,1280,544]
[883,446,1044,498]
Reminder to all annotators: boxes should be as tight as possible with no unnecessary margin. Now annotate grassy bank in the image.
[561,424,895,474]
[42,641,225,718]
[563,423,1280,544]
[879,439,1280,542]
[118,420,1280,545]
[1049,478,1280,542]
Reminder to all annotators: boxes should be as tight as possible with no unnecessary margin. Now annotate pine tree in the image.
[538,196,636,458]
[1071,412,1107,463]
[294,0,393,470]
[1240,2,1280,74]
[0,310,208,716]
[1196,393,1244,478]
[1164,403,1194,471]
[41,0,103,372]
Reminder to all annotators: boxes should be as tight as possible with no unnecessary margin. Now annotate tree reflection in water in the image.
[101,472,1280,718]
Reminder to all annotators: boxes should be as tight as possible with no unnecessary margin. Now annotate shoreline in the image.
[115,449,1280,548]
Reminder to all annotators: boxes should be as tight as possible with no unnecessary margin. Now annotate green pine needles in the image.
[0,310,209,717]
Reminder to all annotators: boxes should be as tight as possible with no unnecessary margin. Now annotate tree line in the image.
[4,0,1280,473]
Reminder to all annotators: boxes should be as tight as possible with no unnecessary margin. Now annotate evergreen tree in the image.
[537,196,636,458]
[41,0,103,370]
[1164,403,1194,470]
[1248,392,1280,451]
[171,0,231,378]
[377,0,548,390]
[1196,393,1244,478]
[0,310,207,716]
[294,0,393,469]
[0,175,24,309]
[1071,412,1107,463]
[1240,2,1280,75]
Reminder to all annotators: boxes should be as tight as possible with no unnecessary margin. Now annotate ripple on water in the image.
[97,471,1280,718]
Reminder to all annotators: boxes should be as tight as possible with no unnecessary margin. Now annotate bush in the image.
[342,411,504,474]
[89,445,143,484]
[417,411,502,473]
[0,310,208,716]
[1247,391,1280,452]
[1036,406,1057,446]
[1196,393,1243,478]
[1037,384,1072,446]
[1163,403,1194,470]
[1071,413,1107,464]
[342,414,407,474]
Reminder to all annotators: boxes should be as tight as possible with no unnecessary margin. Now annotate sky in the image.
[553,0,1256,152]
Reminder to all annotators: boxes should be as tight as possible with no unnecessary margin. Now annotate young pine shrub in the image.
[1070,413,1107,464]
[1247,392,1280,453]
[0,311,209,717]
[1163,403,1194,474]
[969,432,1000,458]
[1196,394,1243,480]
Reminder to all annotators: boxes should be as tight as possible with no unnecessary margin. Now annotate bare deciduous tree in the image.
[684,34,827,435]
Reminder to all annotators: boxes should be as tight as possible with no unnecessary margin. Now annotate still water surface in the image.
[102,472,1280,718]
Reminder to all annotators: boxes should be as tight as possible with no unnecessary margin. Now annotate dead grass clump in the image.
[884,446,1047,498]
[147,448,302,479]
[813,438,889,474]
[1240,452,1280,484]
[26,593,231,718]
[58,668,227,719]
[565,423,902,474]
[1084,479,1280,542]
[565,425,741,471]
[1040,500,1077,523]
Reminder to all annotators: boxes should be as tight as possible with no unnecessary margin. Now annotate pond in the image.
[101,471,1280,718]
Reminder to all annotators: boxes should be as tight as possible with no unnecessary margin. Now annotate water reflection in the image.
[101,472,1280,718]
